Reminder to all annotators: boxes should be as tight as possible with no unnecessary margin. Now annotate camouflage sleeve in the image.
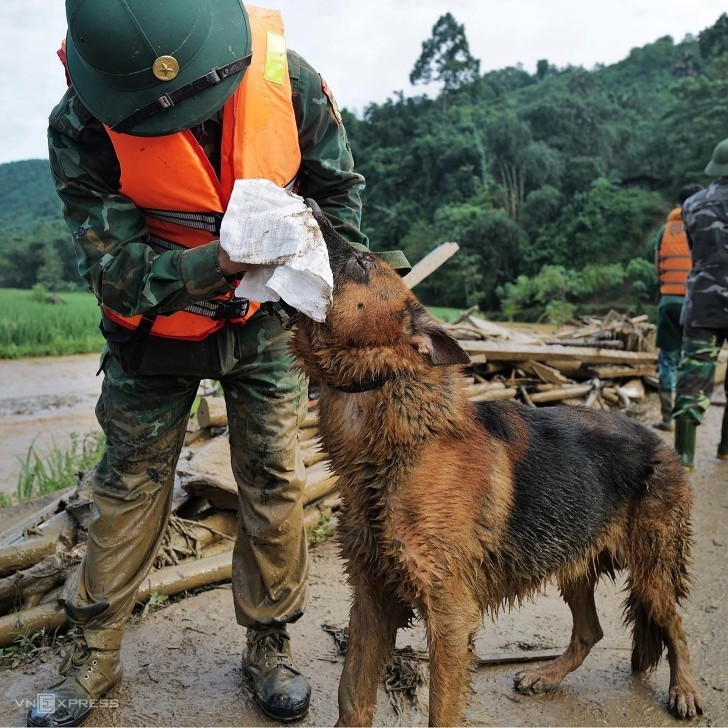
[288,50,369,249]
[47,89,232,318]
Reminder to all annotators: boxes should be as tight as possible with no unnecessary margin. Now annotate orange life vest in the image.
[657,207,692,297]
[104,6,301,340]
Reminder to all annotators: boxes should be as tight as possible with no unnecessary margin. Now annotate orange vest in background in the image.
[657,207,692,297]
[104,6,301,340]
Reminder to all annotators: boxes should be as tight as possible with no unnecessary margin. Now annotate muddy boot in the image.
[653,390,674,431]
[674,417,697,471]
[27,629,123,727]
[718,407,728,461]
[242,626,310,723]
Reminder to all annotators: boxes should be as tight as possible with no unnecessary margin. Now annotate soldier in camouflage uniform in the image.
[652,183,703,431]
[28,2,407,726]
[673,138,728,470]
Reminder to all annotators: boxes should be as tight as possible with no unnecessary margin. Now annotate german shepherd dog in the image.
[291,206,704,726]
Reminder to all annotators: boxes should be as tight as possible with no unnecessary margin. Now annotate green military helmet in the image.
[704,138,728,176]
[65,0,251,136]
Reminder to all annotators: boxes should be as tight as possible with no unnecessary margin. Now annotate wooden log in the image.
[196,396,228,429]
[602,387,620,404]
[0,487,76,547]
[136,550,232,604]
[0,555,68,612]
[527,384,594,404]
[303,461,338,505]
[0,602,67,648]
[518,385,536,408]
[1,510,77,552]
[587,364,656,379]
[469,387,518,402]
[0,538,56,577]
[464,381,506,397]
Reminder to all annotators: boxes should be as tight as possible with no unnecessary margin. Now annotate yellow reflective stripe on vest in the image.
[264,31,286,84]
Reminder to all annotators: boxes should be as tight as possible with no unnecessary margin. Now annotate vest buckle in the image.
[213,297,250,320]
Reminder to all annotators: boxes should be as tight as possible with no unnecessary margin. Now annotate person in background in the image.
[652,183,703,430]
[673,139,728,469]
[28,1,407,726]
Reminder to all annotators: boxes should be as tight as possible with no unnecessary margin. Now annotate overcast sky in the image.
[1,1,725,164]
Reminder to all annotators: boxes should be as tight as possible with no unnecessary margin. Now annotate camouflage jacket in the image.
[48,50,367,319]
[680,179,728,330]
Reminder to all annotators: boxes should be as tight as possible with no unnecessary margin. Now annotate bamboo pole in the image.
[0,539,56,577]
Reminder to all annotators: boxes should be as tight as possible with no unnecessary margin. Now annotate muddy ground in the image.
[0,353,726,727]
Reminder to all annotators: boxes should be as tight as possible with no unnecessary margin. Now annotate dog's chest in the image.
[321,391,370,443]
[343,499,436,606]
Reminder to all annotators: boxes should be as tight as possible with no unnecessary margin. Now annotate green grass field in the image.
[0,287,103,358]
[0,288,482,359]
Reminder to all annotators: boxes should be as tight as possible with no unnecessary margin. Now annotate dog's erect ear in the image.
[409,303,471,366]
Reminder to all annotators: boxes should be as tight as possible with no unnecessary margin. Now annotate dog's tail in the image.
[622,453,694,673]
[623,592,666,672]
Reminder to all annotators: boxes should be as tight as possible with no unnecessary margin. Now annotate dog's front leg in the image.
[426,595,481,727]
[337,573,409,727]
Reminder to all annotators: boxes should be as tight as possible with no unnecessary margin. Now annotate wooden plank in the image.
[402,242,459,289]
[459,340,657,365]
[519,360,570,385]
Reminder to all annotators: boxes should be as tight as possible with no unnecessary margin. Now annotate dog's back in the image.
[472,400,691,598]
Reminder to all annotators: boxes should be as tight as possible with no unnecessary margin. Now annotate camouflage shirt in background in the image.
[681,178,728,330]
[47,50,368,320]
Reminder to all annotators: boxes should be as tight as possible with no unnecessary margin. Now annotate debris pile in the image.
[451,310,657,411]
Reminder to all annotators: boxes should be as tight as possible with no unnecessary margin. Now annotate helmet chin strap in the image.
[111,54,252,134]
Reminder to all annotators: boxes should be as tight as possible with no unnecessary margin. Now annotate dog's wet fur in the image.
[291,206,704,726]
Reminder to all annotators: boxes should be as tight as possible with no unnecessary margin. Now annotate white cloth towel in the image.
[219,179,333,321]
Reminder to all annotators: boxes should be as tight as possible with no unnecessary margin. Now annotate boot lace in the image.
[59,633,92,675]
[252,629,298,673]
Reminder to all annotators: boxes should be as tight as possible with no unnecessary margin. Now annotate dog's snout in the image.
[341,252,376,283]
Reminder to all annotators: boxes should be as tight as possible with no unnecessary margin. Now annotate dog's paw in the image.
[669,683,704,719]
[513,669,561,695]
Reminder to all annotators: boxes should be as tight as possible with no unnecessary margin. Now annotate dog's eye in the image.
[357,302,364,310]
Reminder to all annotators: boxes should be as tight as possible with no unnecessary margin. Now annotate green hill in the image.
[0,159,60,233]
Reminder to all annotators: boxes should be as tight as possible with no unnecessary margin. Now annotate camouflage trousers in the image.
[655,297,684,392]
[64,310,309,635]
[673,325,728,424]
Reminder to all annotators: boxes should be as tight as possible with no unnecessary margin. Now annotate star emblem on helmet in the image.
[152,55,180,81]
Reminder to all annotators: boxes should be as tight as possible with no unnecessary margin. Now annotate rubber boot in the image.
[653,390,674,431]
[718,407,728,461]
[27,628,123,727]
[674,417,697,471]
[242,625,311,723]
